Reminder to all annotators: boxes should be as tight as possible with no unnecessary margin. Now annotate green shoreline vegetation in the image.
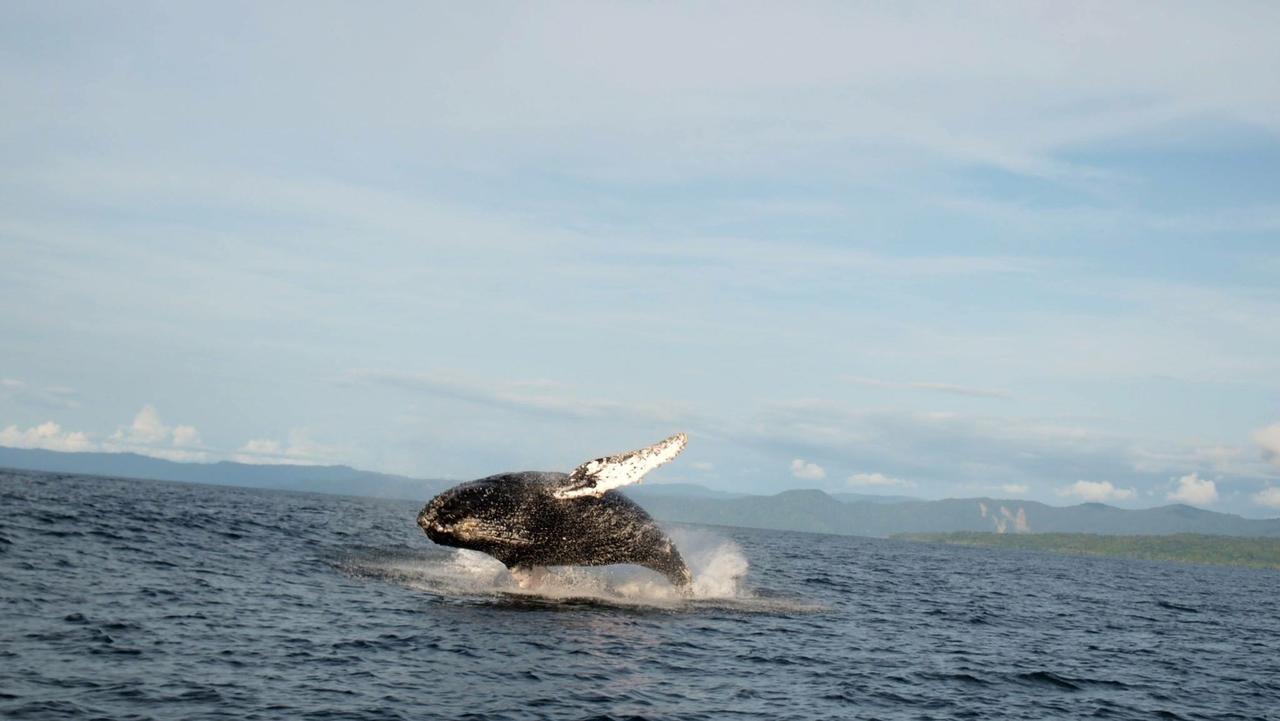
[894,532,1280,571]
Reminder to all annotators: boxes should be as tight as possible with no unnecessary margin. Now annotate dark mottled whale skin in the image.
[418,471,692,587]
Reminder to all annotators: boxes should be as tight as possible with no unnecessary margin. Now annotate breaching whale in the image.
[417,433,692,589]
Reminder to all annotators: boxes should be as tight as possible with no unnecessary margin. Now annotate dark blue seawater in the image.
[2,470,1278,720]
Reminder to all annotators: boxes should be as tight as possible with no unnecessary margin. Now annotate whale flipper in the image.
[551,433,687,500]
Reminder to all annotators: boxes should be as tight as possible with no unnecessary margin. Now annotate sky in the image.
[2,2,1279,516]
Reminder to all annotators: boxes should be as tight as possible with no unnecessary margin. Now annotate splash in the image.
[675,527,750,599]
[440,528,750,605]
[334,528,819,613]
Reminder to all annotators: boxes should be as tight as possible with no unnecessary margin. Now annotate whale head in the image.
[416,477,536,555]
[416,487,473,546]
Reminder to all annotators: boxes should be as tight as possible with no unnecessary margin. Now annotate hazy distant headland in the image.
[4,445,1279,538]
[626,488,1280,538]
[896,532,1280,571]
[0,446,453,501]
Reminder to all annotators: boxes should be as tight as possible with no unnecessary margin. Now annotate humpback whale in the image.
[417,433,692,589]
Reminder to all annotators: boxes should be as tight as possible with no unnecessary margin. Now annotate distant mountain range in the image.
[4,445,1279,538]
[830,491,919,504]
[0,446,452,501]
[629,490,1280,538]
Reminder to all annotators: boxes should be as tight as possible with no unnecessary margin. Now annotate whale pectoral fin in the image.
[551,433,688,499]
[643,539,693,590]
[649,560,693,591]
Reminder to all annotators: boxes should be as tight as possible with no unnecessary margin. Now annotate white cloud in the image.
[1167,472,1218,506]
[240,439,282,456]
[1057,480,1136,503]
[233,430,340,466]
[1253,487,1280,509]
[790,458,826,481]
[111,405,170,445]
[847,471,913,488]
[0,421,94,452]
[691,461,714,471]
[103,405,209,462]
[172,425,202,447]
[968,483,1031,496]
[1254,423,1280,467]
[1,407,341,468]
[1,407,204,459]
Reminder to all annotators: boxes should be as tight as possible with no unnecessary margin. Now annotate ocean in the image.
[2,469,1277,720]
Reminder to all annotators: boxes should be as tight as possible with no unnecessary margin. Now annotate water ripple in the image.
[2,470,1278,720]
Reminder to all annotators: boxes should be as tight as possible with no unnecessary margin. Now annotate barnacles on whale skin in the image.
[417,433,693,589]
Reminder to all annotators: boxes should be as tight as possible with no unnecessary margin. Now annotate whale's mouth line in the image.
[425,518,537,549]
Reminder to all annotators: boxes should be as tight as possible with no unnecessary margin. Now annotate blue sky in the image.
[3,2,1279,515]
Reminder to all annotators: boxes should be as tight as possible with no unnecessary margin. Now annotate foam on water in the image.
[338,527,817,613]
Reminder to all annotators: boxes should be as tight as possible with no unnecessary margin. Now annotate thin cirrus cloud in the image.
[747,400,1123,481]
[8,3,1279,194]
[2,5,1280,513]
[213,3,1280,181]
[0,377,80,410]
[842,376,1013,399]
[345,368,696,426]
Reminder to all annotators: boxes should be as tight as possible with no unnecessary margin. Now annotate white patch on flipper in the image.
[552,432,687,499]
